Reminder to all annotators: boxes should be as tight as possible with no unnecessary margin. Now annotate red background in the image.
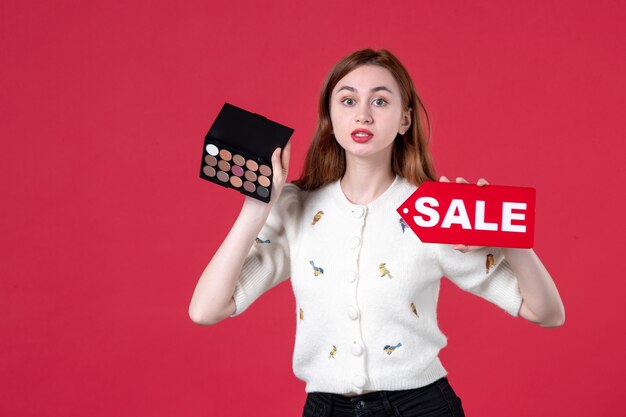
[1,1,624,416]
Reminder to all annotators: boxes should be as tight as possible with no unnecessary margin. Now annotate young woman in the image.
[189,49,565,417]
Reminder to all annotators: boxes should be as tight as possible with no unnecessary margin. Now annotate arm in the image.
[501,248,565,327]
[188,144,291,326]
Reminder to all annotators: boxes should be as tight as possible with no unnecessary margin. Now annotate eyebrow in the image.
[335,86,394,94]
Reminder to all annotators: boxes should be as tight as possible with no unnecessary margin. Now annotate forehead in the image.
[333,65,399,93]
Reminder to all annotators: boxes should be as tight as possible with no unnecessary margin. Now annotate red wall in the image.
[1,1,624,416]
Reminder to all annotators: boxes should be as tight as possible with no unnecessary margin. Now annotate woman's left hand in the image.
[438,175,489,253]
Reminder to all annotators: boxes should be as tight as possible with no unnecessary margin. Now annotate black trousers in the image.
[302,377,465,417]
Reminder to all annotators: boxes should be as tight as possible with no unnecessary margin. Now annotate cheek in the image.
[330,111,347,132]
[384,112,404,131]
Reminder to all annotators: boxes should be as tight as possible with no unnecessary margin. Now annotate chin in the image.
[346,148,388,161]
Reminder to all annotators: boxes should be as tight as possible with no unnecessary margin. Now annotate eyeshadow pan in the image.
[246,160,259,171]
[219,149,232,161]
[216,171,229,182]
[230,176,242,188]
[244,170,257,182]
[206,144,219,156]
[231,165,244,177]
[204,155,218,166]
[259,164,272,176]
[203,166,216,177]
[217,160,231,171]
[258,175,271,187]
[257,186,269,198]
[243,181,256,193]
[233,154,245,166]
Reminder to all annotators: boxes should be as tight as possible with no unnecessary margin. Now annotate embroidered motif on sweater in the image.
[486,253,495,274]
[255,237,271,244]
[379,263,393,279]
[410,302,420,318]
[384,343,402,355]
[399,218,408,233]
[329,345,337,359]
[310,260,324,276]
[312,210,324,225]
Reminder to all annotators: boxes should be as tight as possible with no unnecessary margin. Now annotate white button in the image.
[347,271,357,283]
[350,236,361,249]
[347,306,359,320]
[353,374,367,388]
[351,343,363,356]
[352,206,365,218]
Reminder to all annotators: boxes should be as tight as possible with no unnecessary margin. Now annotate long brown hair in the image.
[292,48,437,190]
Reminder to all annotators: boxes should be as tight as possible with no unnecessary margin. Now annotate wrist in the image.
[239,196,274,223]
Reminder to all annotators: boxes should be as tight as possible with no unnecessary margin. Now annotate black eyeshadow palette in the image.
[200,103,294,203]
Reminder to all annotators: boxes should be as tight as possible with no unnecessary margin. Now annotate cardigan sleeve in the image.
[432,244,523,317]
[229,184,300,317]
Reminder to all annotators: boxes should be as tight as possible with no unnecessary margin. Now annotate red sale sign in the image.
[396,181,536,248]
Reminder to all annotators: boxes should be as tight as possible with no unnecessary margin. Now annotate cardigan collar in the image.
[330,174,402,215]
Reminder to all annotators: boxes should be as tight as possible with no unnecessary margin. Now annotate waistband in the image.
[307,377,450,413]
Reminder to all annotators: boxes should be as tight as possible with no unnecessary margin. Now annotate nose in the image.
[356,103,373,124]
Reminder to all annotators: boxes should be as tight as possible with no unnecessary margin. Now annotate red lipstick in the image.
[351,128,374,143]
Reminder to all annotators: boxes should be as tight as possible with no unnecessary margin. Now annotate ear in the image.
[399,108,412,135]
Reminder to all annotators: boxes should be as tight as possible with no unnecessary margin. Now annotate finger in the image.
[271,147,283,183]
[281,141,291,175]
[452,244,470,253]
[453,244,484,253]
[477,178,489,187]
[455,177,469,184]
[439,175,450,182]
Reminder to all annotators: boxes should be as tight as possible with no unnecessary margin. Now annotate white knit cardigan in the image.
[231,175,522,394]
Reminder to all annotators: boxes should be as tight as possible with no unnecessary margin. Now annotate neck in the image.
[340,154,395,205]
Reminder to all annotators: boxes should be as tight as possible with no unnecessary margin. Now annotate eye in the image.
[341,98,355,106]
[372,98,387,106]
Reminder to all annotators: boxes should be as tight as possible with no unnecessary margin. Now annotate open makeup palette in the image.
[199,103,294,203]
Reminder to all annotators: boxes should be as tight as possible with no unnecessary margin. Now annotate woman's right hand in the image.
[242,141,291,213]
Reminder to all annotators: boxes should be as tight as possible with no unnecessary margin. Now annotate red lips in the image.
[351,128,374,143]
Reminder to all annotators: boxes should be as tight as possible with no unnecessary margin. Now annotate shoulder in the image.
[396,176,419,194]
[279,183,304,206]
[271,183,306,220]
[282,182,302,198]
[389,176,419,206]
[281,181,335,205]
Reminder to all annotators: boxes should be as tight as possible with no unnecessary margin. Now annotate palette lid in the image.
[205,103,294,160]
